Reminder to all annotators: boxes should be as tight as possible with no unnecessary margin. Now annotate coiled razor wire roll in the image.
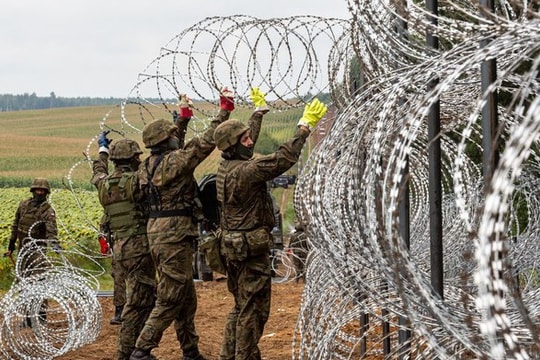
[292,0,540,359]
[125,15,352,117]
[0,237,102,359]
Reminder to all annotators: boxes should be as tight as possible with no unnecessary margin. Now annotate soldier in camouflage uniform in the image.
[6,178,61,327]
[91,134,156,360]
[288,220,309,283]
[129,91,232,360]
[214,94,327,360]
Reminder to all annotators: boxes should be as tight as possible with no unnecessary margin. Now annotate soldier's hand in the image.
[178,94,194,118]
[297,98,327,131]
[219,87,235,112]
[98,131,111,154]
[250,87,269,114]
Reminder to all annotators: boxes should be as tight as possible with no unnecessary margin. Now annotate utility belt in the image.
[148,208,193,218]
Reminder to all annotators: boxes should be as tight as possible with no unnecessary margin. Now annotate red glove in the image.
[180,107,193,118]
[220,87,235,111]
[178,94,194,118]
[98,235,110,255]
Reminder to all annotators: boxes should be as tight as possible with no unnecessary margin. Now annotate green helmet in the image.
[109,138,143,160]
[30,177,51,193]
[142,119,177,148]
[214,119,249,151]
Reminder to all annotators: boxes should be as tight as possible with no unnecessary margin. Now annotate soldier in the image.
[129,90,232,360]
[214,97,327,360]
[91,134,156,360]
[6,177,61,327]
[288,220,309,283]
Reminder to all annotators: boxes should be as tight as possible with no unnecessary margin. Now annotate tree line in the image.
[0,92,164,111]
[1,91,335,112]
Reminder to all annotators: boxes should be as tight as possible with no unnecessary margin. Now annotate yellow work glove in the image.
[297,98,327,131]
[250,87,269,113]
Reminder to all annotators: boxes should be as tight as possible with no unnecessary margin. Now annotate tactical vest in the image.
[17,200,50,240]
[216,160,275,231]
[98,171,146,239]
[143,154,203,221]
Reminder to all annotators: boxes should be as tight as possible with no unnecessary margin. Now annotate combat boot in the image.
[110,305,124,325]
[129,348,156,360]
[182,350,206,360]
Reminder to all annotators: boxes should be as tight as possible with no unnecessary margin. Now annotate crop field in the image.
[0,104,304,288]
[0,104,302,187]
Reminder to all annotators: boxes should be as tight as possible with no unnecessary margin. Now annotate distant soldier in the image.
[129,91,231,360]
[288,220,309,283]
[6,177,61,327]
[92,134,156,360]
[214,90,327,359]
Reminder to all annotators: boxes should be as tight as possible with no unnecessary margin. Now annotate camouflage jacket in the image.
[91,152,149,259]
[9,197,58,251]
[137,109,230,243]
[217,127,309,231]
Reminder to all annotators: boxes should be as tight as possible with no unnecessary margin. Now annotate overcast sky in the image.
[1,1,350,98]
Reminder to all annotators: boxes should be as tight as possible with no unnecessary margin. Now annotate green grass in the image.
[0,104,303,185]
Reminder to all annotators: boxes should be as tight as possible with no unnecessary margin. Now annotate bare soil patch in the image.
[58,278,304,360]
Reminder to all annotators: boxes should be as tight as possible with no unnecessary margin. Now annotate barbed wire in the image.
[0,236,102,359]
[293,0,540,358]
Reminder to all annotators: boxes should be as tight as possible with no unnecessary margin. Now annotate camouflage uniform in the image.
[111,254,127,308]
[133,109,229,358]
[8,180,59,277]
[8,178,59,326]
[92,147,156,360]
[216,123,310,360]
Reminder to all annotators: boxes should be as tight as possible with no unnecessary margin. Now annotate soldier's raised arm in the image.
[174,93,194,148]
[248,87,270,145]
[91,131,112,186]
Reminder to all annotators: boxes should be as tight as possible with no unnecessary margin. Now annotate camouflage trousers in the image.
[135,237,200,355]
[111,256,127,307]
[116,253,156,360]
[220,254,271,360]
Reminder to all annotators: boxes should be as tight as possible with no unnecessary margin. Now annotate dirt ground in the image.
[58,277,304,360]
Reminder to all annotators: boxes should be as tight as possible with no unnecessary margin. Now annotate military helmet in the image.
[142,119,177,148]
[30,177,51,193]
[109,138,143,160]
[214,119,249,151]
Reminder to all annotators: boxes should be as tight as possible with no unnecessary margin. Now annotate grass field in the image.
[0,103,302,188]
